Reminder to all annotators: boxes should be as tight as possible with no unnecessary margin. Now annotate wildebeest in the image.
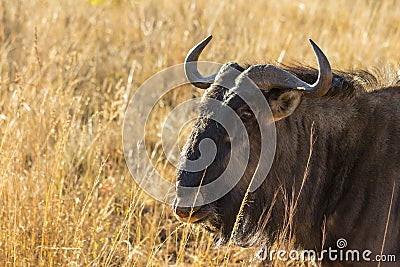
[173,35,400,266]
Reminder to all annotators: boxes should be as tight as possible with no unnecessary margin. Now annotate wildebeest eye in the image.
[239,109,253,120]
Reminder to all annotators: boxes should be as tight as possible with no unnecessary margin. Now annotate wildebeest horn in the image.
[245,39,332,98]
[184,35,218,89]
[305,39,332,97]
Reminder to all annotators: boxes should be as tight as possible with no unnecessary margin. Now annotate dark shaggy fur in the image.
[176,65,400,266]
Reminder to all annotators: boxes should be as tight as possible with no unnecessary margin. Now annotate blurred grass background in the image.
[1,0,400,266]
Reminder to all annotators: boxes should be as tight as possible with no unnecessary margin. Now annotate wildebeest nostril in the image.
[174,190,205,208]
[174,204,200,218]
[173,192,209,223]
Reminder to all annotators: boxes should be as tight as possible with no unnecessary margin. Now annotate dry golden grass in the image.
[1,0,400,266]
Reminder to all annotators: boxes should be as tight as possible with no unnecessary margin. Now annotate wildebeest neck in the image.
[257,94,364,248]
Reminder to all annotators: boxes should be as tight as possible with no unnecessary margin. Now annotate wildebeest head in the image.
[174,36,332,245]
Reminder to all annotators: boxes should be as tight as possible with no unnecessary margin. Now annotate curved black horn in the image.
[243,39,332,98]
[305,39,332,98]
[184,35,218,89]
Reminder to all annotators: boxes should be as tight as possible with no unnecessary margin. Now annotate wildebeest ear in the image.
[269,91,302,121]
